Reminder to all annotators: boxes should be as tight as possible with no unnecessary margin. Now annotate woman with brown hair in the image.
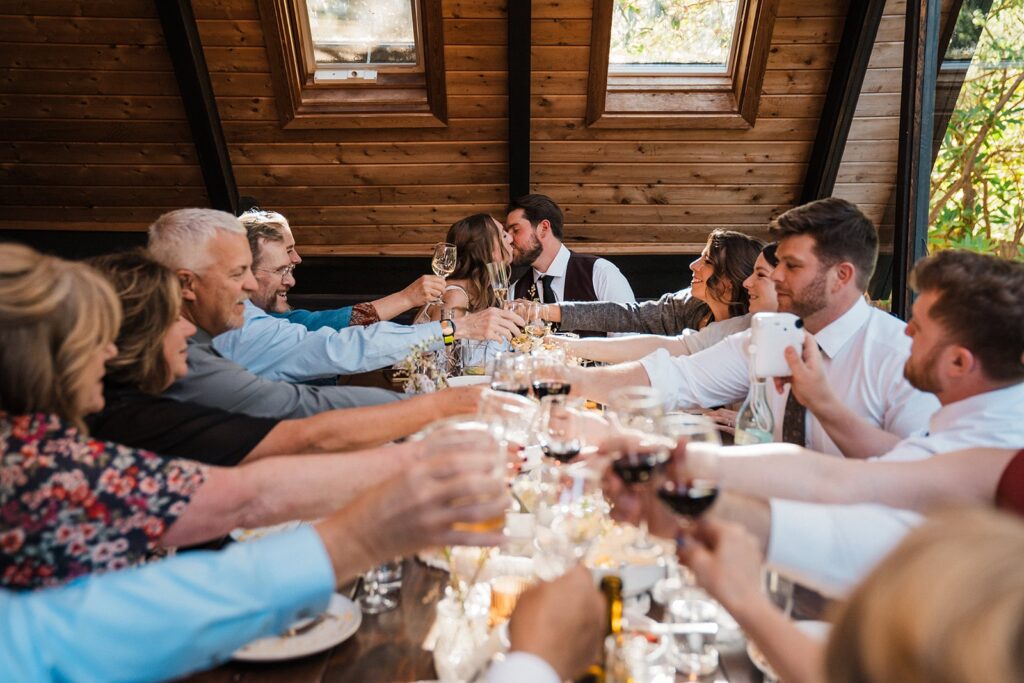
[416,213,513,321]
[0,244,507,590]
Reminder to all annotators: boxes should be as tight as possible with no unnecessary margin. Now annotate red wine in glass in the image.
[657,480,719,517]
[491,382,531,398]
[611,448,667,484]
[542,443,581,463]
[532,380,572,400]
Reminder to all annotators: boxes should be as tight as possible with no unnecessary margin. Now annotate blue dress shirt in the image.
[213,301,444,382]
[0,527,335,683]
[271,306,353,330]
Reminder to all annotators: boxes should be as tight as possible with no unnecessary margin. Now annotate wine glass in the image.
[534,466,607,579]
[536,395,584,465]
[490,351,531,398]
[530,348,569,400]
[607,386,671,552]
[654,413,721,520]
[485,261,511,308]
[431,242,457,304]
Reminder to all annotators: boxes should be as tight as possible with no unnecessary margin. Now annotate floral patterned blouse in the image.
[0,412,207,590]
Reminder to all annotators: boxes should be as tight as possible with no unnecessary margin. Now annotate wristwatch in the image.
[441,318,456,346]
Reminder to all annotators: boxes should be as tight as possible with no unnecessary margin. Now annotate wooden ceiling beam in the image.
[800,0,887,203]
[155,0,239,215]
[507,0,531,202]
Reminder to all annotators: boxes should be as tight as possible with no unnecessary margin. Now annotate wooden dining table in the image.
[185,557,767,683]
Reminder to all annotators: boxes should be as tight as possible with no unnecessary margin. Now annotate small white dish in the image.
[447,374,491,387]
[234,593,362,662]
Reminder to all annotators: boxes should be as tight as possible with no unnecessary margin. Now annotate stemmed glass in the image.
[654,413,721,520]
[607,386,672,552]
[534,466,607,580]
[530,348,569,400]
[431,242,457,304]
[485,261,510,308]
[490,351,532,398]
[536,395,584,465]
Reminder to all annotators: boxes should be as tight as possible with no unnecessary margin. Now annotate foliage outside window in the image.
[258,0,446,128]
[930,0,1024,260]
[307,0,417,69]
[609,0,740,72]
[587,0,778,129]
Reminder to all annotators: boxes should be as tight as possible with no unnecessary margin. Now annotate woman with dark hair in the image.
[549,240,777,365]
[541,229,765,337]
[416,213,512,322]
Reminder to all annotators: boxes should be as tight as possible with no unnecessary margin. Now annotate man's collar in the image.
[929,381,1024,432]
[535,244,571,279]
[813,296,872,359]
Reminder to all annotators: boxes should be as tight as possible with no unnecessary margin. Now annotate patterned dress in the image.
[0,413,207,590]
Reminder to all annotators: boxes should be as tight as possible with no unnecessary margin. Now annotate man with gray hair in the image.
[148,208,405,417]
[151,208,524,384]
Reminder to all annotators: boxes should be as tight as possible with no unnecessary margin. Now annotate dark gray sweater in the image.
[558,288,710,335]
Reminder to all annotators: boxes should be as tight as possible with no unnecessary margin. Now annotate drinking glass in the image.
[668,588,720,677]
[607,386,671,551]
[530,348,569,400]
[456,339,493,377]
[430,242,458,304]
[358,563,398,614]
[534,466,607,579]
[654,413,721,520]
[416,418,508,532]
[490,351,531,398]
[523,301,547,338]
[478,388,537,455]
[536,395,584,465]
[762,568,795,618]
[485,261,511,308]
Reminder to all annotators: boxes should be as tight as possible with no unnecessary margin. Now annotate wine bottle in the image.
[734,377,775,445]
[577,575,624,683]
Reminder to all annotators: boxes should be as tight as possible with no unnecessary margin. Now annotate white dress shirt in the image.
[487,652,561,683]
[639,297,940,455]
[213,301,445,382]
[532,244,636,304]
[768,381,1024,597]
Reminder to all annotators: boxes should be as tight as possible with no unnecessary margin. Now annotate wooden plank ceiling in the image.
[0,0,911,255]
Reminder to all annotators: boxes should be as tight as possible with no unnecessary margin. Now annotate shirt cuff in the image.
[242,526,336,626]
[418,321,446,351]
[767,499,921,599]
[487,652,561,683]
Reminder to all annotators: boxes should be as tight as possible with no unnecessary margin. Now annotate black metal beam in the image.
[507,0,531,202]
[155,0,239,215]
[800,0,887,203]
[892,0,941,319]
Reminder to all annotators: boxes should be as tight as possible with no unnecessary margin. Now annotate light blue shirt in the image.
[214,301,444,382]
[272,306,353,330]
[0,527,335,683]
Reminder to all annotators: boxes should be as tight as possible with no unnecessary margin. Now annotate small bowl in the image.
[447,374,491,387]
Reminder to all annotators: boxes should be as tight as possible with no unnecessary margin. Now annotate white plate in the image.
[447,374,491,387]
[234,593,362,662]
[229,521,303,543]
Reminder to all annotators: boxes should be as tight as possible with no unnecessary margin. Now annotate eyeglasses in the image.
[254,264,296,279]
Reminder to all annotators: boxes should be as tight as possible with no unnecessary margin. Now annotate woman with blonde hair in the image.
[0,244,507,590]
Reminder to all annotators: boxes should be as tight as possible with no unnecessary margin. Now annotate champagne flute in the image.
[485,261,511,308]
[430,242,457,304]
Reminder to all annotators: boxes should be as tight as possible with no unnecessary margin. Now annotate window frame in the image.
[258,0,447,129]
[586,0,779,129]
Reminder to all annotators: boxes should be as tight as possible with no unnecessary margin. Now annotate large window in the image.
[259,0,446,128]
[587,0,778,128]
[929,0,1024,260]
